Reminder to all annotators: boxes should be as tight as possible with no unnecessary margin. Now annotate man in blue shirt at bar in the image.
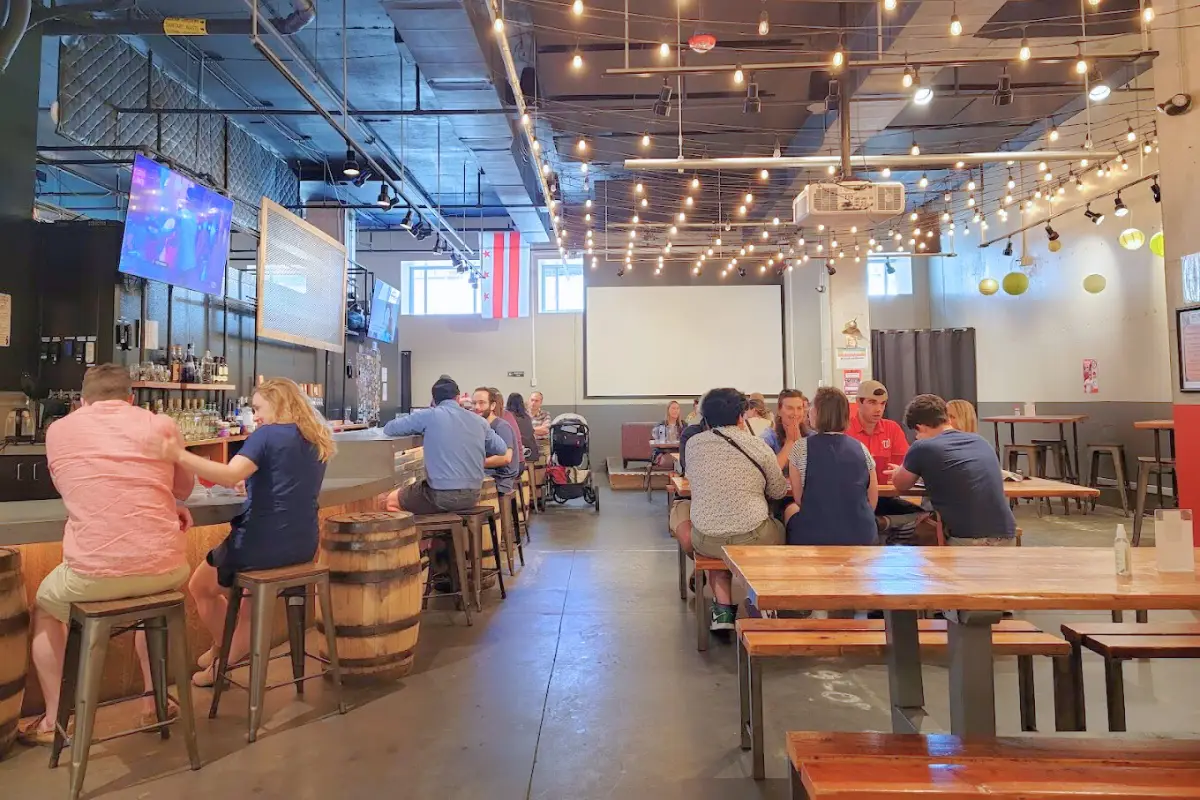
[382,375,508,515]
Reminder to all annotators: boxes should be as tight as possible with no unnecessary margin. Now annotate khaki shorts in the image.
[668,499,692,535]
[36,563,191,623]
[946,535,1016,547]
[692,517,785,559]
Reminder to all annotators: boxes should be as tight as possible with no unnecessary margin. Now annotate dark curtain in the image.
[870,328,977,430]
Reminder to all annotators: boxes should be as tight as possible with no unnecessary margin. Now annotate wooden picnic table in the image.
[1134,419,1177,511]
[982,415,1088,491]
[721,545,1200,738]
[669,474,1098,501]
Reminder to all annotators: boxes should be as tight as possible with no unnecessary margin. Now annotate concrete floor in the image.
[2,489,1198,799]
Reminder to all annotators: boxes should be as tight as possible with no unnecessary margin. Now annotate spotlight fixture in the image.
[1151,180,1162,203]
[825,78,841,112]
[949,2,962,36]
[1113,192,1129,217]
[1045,223,1060,242]
[993,69,1013,106]
[744,79,762,114]
[341,147,361,178]
[399,209,414,230]
[375,182,391,208]
[1088,66,1111,102]
[738,267,747,278]
[826,263,837,276]
[913,84,934,105]
[1084,204,1104,225]
[653,79,673,117]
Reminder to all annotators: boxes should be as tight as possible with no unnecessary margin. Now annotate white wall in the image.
[870,257,933,331]
[930,185,1171,404]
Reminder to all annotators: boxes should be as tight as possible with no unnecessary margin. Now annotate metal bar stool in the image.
[414,513,473,626]
[50,591,200,800]
[517,468,534,541]
[500,492,528,573]
[1033,438,1075,514]
[209,563,346,743]
[1002,444,1044,515]
[1086,444,1131,515]
[454,506,507,611]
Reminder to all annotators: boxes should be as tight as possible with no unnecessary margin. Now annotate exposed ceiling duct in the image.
[626,151,1118,171]
[36,0,316,37]
[383,0,549,243]
[0,0,33,73]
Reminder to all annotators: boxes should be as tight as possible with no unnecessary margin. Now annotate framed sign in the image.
[1177,306,1200,391]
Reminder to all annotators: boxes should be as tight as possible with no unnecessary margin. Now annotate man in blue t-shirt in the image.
[890,394,1015,545]
[473,387,518,495]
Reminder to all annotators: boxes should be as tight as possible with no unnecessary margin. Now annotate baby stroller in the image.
[544,415,600,510]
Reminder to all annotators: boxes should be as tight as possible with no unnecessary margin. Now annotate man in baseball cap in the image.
[848,379,925,542]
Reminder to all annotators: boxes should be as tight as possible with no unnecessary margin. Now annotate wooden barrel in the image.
[0,548,29,757]
[318,512,421,682]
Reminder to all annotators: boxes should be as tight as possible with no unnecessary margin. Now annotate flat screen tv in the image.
[367,279,400,343]
[117,154,234,296]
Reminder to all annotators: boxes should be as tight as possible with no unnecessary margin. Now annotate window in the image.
[539,258,584,313]
[402,261,480,315]
[867,256,913,297]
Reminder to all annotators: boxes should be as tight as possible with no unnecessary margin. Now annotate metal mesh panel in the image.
[57,36,298,232]
[257,199,346,352]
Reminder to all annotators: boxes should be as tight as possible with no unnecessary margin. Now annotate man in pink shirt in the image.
[21,364,194,745]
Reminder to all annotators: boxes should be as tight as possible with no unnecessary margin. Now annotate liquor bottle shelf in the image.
[132,382,238,391]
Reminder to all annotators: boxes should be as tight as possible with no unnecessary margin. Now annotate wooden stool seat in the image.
[210,564,345,743]
[691,554,732,653]
[694,555,728,572]
[73,590,186,617]
[51,591,200,800]
[1137,455,1177,466]
[413,512,468,528]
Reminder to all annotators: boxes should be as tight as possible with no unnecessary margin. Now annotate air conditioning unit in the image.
[792,181,906,227]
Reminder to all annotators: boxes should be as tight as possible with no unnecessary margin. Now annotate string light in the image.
[967,178,977,191]
[734,66,744,84]
[576,138,587,152]
[883,0,897,11]
[691,176,701,190]
[832,38,845,69]
[572,51,583,70]
[493,17,504,33]
[1144,1,1155,23]
[758,3,770,35]
[910,139,920,156]
[918,174,929,188]
[949,2,962,36]
[1018,31,1031,62]
[901,65,914,89]
[1126,120,1137,142]
[641,133,651,148]
[572,0,583,15]
[745,192,754,203]
[760,169,770,180]
[685,196,693,206]
[635,182,644,194]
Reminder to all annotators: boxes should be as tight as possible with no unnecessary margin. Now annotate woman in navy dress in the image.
[155,377,335,685]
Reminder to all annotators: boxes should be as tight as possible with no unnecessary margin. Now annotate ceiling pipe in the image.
[0,0,33,73]
[605,50,1157,78]
[112,106,511,117]
[241,0,474,258]
[36,0,316,37]
[625,151,1118,171]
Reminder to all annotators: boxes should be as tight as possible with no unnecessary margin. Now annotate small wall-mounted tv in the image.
[117,154,234,296]
[367,279,400,343]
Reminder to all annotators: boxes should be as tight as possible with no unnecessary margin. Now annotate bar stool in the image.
[1086,444,1131,515]
[1133,456,1178,546]
[1032,438,1075,514]
[413,513,473,626]
[500,492,528,573]
[517,469,534,541]
[209,563,345,743]
[523,462,538,521]
[50,591,200,800]
[454,506,507,611]
[1002,444,1043,515]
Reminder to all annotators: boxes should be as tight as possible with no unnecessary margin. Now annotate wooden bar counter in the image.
[0,430,423,717]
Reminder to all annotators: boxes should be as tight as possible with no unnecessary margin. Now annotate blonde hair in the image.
[255,378,337,462]
[947,399,978,433]
[746,394,770,419]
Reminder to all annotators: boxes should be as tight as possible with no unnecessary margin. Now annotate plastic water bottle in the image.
[1114,524,1132,577]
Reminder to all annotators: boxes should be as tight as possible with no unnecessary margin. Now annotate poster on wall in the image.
[843,369,862,398]
[1083,359,1099,394]
[1178,307,1200,391]
[836,346,869,370]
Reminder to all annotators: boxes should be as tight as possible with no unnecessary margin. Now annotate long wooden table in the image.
[722,545,1200,737]
[670,475,1099,501]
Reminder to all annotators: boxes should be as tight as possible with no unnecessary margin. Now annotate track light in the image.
[342,148,361,178]
[744,79,762,114]
[1084,204,1104,225]
[993,69,1013,106]
[1088,67,1111,102]
[1045,223,1060,242]
[653,79,673,117]
[1114,193,1129,217]
[1151,180,1162,203]
[1001,240,1013,257]
[913,81,934,105]
[375,182,391,208]
[400,209,414,230]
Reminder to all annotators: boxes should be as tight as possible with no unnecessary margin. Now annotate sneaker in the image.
[710,602,736,632]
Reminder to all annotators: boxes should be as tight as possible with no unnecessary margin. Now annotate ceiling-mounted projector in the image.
[793,181,906,227]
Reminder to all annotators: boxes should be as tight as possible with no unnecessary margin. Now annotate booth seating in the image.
[620,422,656,468]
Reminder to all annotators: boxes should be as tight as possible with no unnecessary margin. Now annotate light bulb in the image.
[832,46,845,69]
[1126,122,1137,142]
[585,198,592,208]
[1144,2,1155,22]
[572,52,583,70]
[685,196,693,206]
[1076,58,1088,75]
[1007,175,1016,189]
[520,112,530,127]
[641,198,648,207]
[733,67,744,84]
[493,17,504,32]
[577,138,587,152]
[532,138,540,152]
[762,230,770,240]
[691,177,700,190]
[635,182,644,194]
[572,0,583,15]
[950,14,962,36]
[918,174,928,188]
[745,192,754,203]
[760,169,770,180]
[641,133,651,148]
[738,204,747,215]
[659,42,670,58]
[1049,125,1059,142]
[967,179,977,191]
[1018,37,1031,61]
[827,164,837,175]
[901,67,914,89]
[884,0,897,10]
[882,167,892,178]
[758,9,770,36]
[910,142,920,156]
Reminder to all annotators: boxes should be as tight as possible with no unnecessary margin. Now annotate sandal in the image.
[191,663,217,688]
[196,646,218,671]
[17,715,64,747]
[137,699,180,732]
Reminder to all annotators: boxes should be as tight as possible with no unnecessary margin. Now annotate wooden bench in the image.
[787,731,1200,799]
[693,555,730,652]
[1060,621,1200,731]
[738,618,1072,780]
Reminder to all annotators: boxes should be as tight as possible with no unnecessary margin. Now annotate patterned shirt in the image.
[685,426,788,536]
[789,434,875,494]
[530,408,551,433]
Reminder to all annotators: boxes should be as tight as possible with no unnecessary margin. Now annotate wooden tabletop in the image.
[670,475,1097,500]
[722,546,1200,612]
[1134,419,1175,430]
[982,415,1089,424]
[650,440,681,450]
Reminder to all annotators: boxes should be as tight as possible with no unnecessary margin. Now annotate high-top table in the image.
[982,414,1088,488]
[722,545,1200,738]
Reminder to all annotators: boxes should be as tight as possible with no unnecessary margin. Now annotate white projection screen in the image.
[585,285,785,397]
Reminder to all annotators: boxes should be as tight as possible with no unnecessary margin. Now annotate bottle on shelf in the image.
[200,350,214,384]
[169,345,182,383]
